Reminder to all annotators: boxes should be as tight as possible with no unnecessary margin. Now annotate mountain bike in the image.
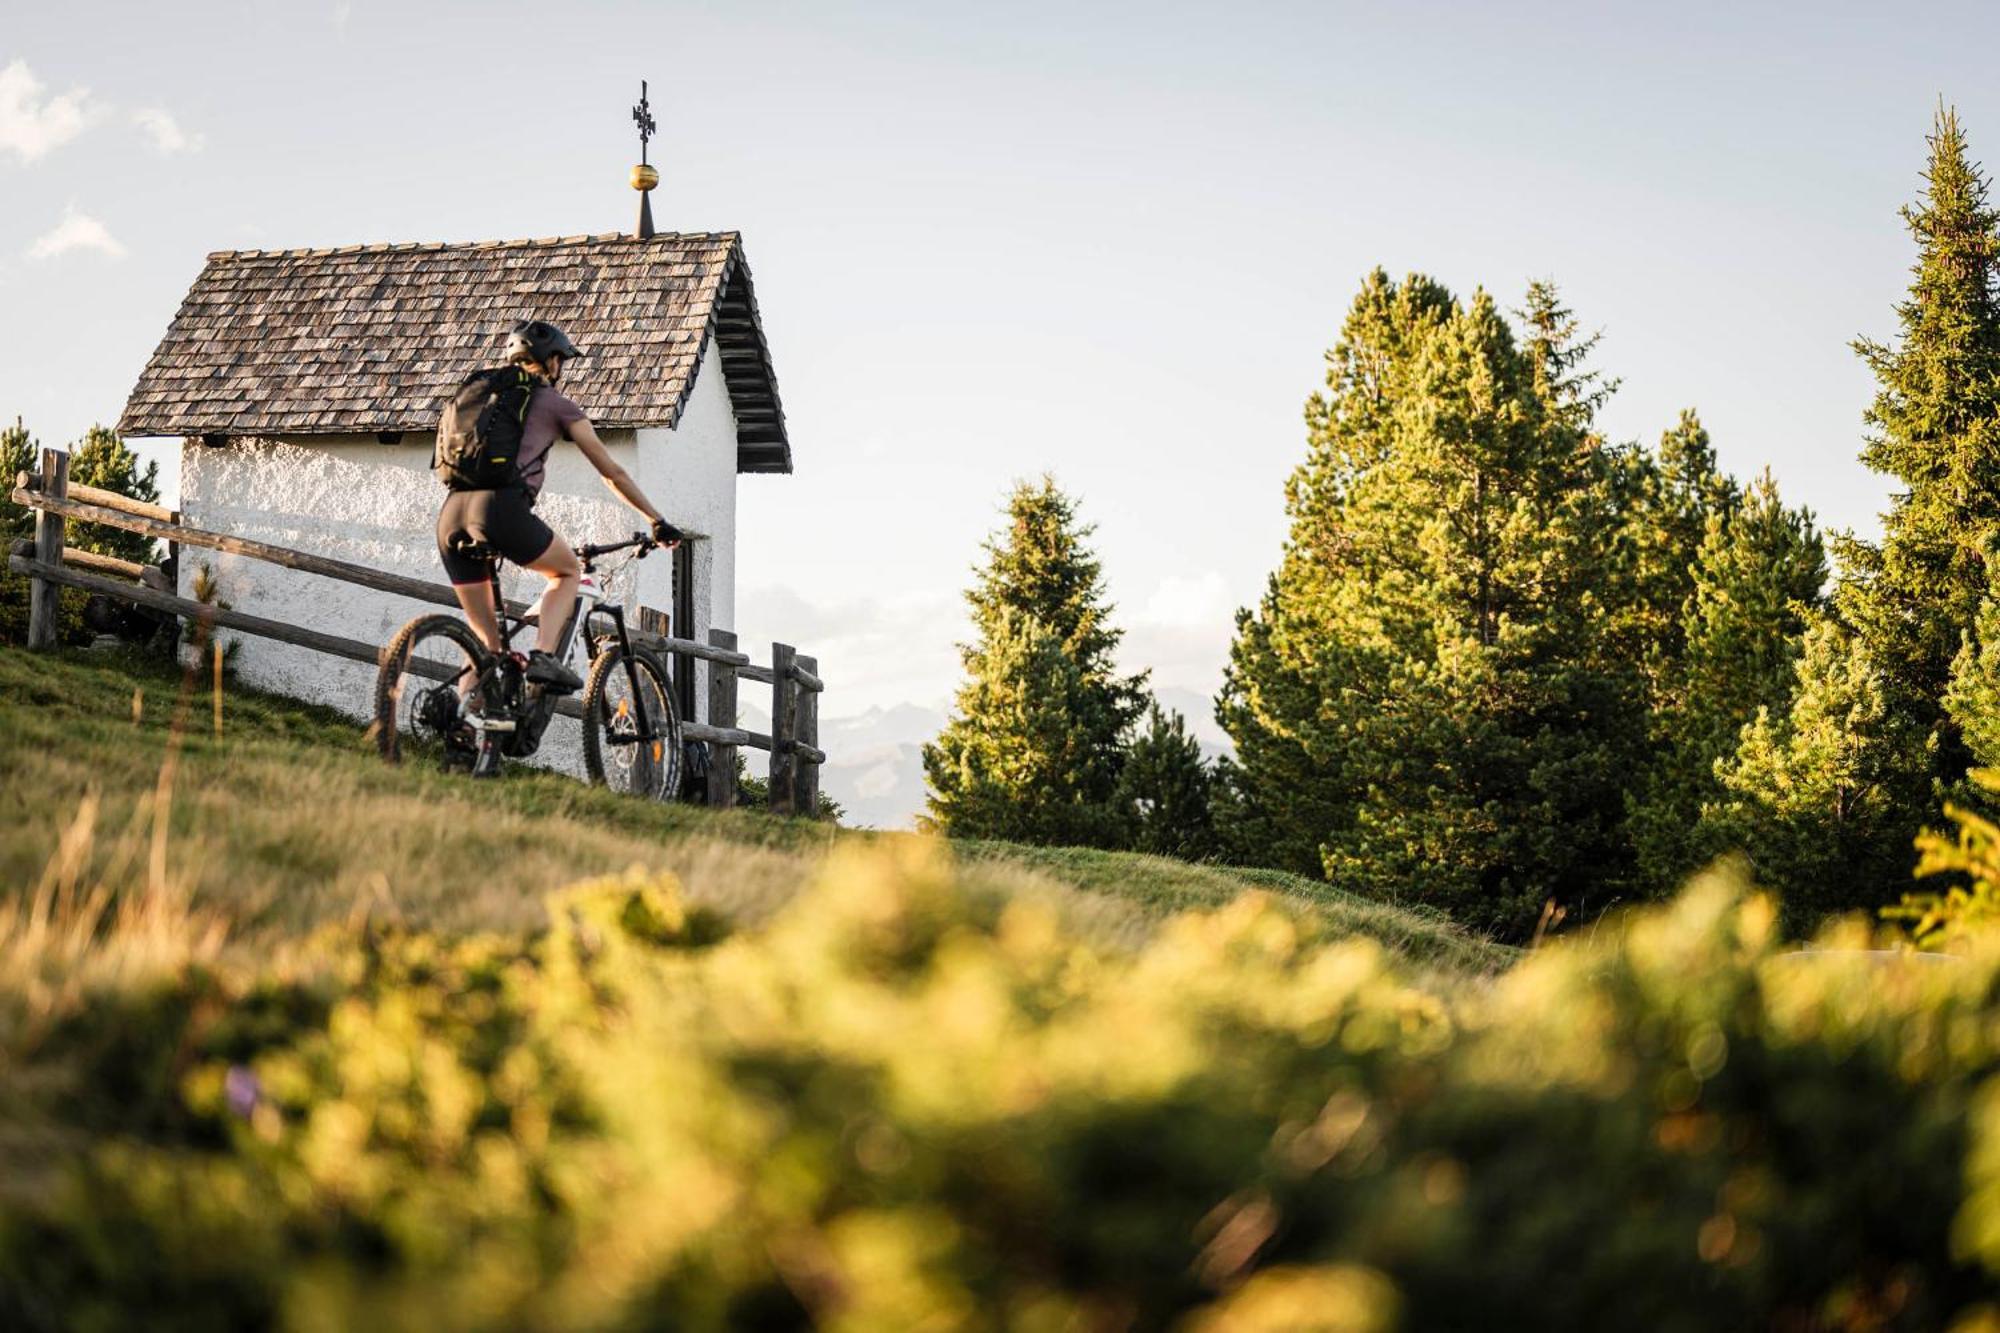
[373,531,683,799]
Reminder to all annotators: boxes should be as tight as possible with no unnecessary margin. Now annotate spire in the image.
[631,79,659,239]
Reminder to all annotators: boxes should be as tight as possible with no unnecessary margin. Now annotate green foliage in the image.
[1836,105,2000,776]
[0,418,85,647]
[1114,701,1217,861]
[1707,616,1932,928]
[729,751,844,821]
[12,835,2000,1326]
[1943,554,2000,770]
[1885,768,2000,947]
[924,478,1147,847]
[65,425,160,565]
[1629,472,1827,889]
[1217,273,1644,939]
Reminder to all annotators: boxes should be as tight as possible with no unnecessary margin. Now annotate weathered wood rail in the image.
[12,450,827,814]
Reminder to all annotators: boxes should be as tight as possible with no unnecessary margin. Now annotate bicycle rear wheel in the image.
[375,614,488,768]
[581,644,682,800]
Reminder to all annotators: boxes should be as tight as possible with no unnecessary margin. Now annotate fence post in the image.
[707,628,738,809]
[27,447,68,650]
[769,641,797,816]
[794,652,820,817]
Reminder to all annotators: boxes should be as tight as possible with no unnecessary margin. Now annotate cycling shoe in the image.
[525,650,583,694]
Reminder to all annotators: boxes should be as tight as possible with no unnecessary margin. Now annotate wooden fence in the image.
[10,448,826,814]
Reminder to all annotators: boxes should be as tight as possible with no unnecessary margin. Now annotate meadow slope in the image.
[0,646,1509,974]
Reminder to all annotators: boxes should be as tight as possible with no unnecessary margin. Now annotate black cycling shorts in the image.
[436,486,556,585]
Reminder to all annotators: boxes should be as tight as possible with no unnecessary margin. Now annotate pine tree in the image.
[66,425,159,564]
[1116,702,1217,861]
[1607,411,1741,678]
[1837,105,2000,773]
[1214,270,1456,877]
[1219,275,1643,939]
[1629,471,1827,888]
[1707,616,1930,929]
[922,478,1148,846]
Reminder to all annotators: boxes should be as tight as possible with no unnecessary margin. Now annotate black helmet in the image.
[506,319,584,366]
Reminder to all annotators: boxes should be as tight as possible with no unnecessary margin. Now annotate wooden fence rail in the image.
[11,456,826,812]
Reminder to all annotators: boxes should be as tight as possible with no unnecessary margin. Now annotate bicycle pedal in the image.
[469,716,517,733]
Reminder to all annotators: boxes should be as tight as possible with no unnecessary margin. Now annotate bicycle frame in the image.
[480,536,663,758]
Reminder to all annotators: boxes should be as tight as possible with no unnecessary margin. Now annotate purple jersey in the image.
[517,385,585,497]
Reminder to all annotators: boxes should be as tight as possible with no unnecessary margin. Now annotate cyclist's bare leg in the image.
[452,580,505,655]
[526,536,582,657]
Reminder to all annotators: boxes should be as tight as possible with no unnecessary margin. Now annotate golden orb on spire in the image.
[630,163,659,192]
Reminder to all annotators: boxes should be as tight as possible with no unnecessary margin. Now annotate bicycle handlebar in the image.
[575,531,660,561]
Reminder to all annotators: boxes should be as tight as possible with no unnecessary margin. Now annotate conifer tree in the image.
[1214,270,1456,877]
[1837,105,2000,770]
[66,425,159,565]
[1629,472,1826,887]
[1607,411,1741,677]
[922,478,1147,846]
[1219,274,1642,938]
[1702,107,2000,920]
[1707,617,1930,928]
[1116,703,1217,861]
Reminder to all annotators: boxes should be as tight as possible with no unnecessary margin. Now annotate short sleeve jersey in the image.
[517,386,586,498]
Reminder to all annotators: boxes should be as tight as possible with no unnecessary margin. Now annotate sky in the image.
[3,0,1994,727]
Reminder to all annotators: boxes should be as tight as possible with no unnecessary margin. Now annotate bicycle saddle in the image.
[447,533,498,563]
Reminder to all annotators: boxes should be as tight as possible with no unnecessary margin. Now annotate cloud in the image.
[27,206,126,261]
[333,1,354,35]
[0,60,94,164]
[131,107,203,154]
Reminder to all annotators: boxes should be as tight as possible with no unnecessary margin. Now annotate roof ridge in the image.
[206,229,742,262]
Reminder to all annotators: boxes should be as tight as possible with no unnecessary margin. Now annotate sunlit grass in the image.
[0,645,1509,973]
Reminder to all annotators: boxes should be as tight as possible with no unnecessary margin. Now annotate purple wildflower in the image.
[225,1065,261,1119]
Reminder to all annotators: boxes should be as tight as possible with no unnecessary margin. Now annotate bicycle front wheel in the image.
[376,613,487,768]
[581,645,682,800]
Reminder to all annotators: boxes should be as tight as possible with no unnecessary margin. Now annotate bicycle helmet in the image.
[505,319,585,366]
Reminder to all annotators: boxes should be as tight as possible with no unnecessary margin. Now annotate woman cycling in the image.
[436,319,681,692]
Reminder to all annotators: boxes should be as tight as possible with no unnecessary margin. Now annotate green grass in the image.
[0,644,1512,974]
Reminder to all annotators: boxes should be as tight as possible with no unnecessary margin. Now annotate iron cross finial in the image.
[632,80,657,166]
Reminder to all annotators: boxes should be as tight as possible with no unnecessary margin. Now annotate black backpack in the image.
[434,367,536,490]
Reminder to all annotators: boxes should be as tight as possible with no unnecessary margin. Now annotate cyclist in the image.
[436,319,681,692]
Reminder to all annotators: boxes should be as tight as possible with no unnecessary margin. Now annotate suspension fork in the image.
[598,605,660,744]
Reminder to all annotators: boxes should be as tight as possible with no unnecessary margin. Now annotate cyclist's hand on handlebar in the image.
[650,518,686,549]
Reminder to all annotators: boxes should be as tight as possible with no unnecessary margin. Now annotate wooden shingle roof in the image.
[118,230,790,474]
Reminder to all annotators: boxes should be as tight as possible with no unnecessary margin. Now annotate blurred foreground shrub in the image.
[7,843,2000,1330]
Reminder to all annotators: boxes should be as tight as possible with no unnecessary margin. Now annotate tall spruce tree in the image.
[1837,105,2000,770]
[1218,274,1642,939]
[1629,471,1827,888]
[922,478,1148,846]
[1705,107,2000,921]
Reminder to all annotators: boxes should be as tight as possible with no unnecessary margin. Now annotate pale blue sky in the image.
[3,1,1992,717]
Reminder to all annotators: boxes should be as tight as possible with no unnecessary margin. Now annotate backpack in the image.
[434,367,536,490]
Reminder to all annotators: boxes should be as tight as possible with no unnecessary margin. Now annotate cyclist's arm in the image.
[568,420,664,524]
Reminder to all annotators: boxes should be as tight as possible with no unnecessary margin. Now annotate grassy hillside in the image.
[0,645,1509,975]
